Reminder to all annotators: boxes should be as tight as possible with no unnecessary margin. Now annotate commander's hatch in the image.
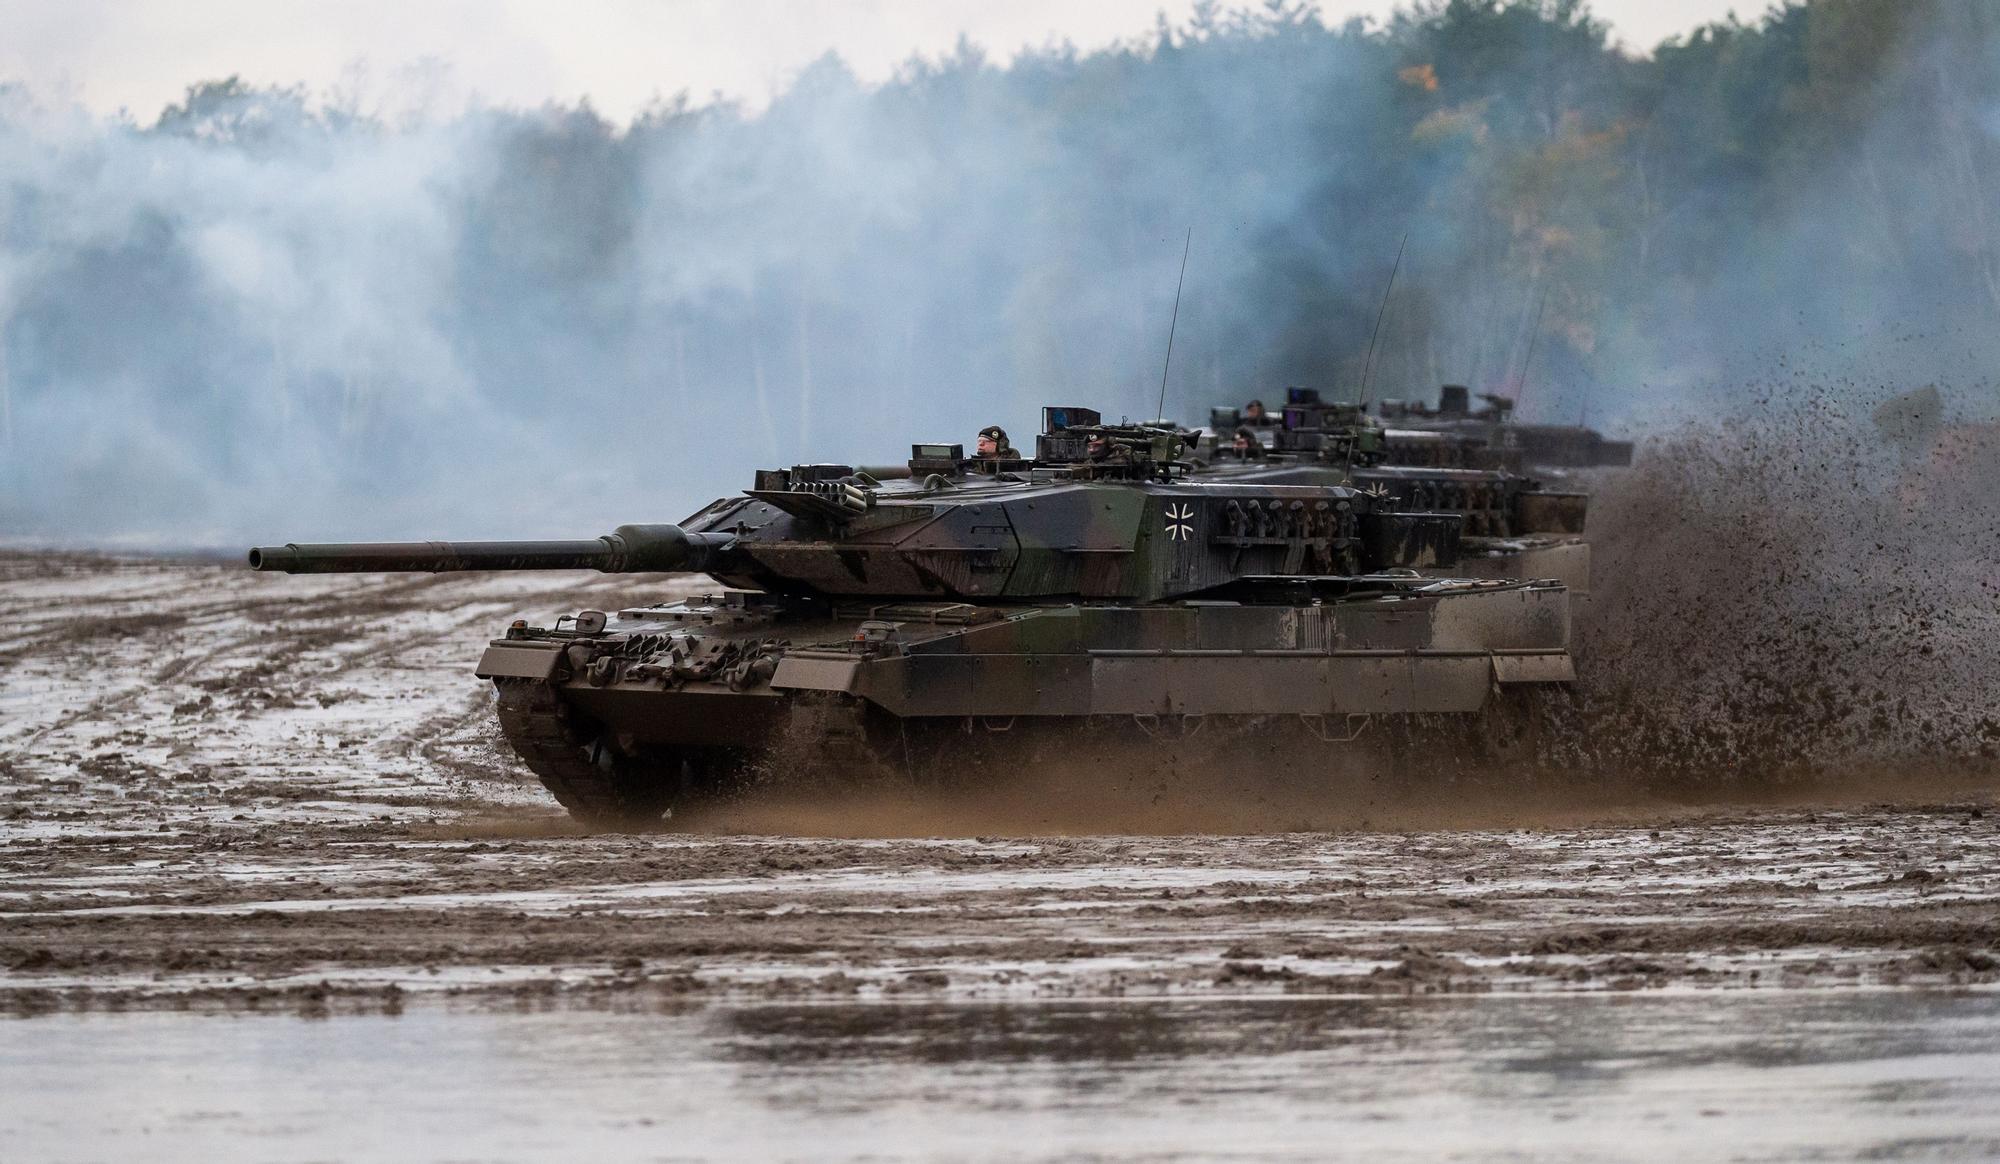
[1035,405,1103,462]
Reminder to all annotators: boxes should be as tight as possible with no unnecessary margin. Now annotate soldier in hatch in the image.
[974,425,1018,461]
[1243,399,1273,426]
[1086,431,1137,468]
[1231,426,1266,459]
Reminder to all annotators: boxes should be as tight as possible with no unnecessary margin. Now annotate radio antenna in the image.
[1516,283,1550,410]
[1356,233,1407,413]
[1155,227,1191,424]
[1344,234,1407,476]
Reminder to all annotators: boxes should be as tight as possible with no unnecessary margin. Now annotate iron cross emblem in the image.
[1164,503,1194,541]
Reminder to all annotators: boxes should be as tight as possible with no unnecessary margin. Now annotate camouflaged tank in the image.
[1374,384,1634,473]
[1202,388,1593,592]
[249,406,1573,826]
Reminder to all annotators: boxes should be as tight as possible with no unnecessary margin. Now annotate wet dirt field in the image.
[3,552,1998,1160]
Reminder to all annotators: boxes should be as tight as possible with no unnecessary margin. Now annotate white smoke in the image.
[0,7,1995,546]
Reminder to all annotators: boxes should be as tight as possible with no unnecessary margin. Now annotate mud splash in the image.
[1559,393,2000,782]
[672,751,1998,839]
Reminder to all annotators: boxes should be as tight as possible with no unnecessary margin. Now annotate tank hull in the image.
[476,581,1571,819]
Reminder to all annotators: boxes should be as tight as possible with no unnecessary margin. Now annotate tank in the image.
[1375,384,1635,473]
[1201,388,1592,591]
[250,406,1573,827]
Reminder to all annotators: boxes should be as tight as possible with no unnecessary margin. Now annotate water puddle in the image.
[5,989,1997,1161]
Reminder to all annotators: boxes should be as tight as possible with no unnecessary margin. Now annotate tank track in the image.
[806,693,888,774]
[493,677,669,825]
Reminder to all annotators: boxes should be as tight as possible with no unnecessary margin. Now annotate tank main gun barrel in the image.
[247,523,731,575]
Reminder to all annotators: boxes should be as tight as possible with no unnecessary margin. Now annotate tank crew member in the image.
[1243,399,1272,425]
[1231,426,1266,459]
[1086,432,1136,468]
[975,425,1018,460]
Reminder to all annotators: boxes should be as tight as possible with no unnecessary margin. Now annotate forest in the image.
[1,0,1995,540]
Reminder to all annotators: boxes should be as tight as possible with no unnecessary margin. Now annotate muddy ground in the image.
[2,551,1997,1016]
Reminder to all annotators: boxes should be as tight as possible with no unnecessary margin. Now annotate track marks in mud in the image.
[3,804,1996,1012]
[0,554,703,832]
[1,538,1997,1013]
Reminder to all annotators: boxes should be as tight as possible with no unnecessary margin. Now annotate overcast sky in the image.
[4,0,1763,123]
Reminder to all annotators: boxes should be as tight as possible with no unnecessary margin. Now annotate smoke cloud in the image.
[0,2,1997,545]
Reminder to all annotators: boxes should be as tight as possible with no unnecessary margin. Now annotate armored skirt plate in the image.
[847,651,1516,716]
[771,585,1570,719]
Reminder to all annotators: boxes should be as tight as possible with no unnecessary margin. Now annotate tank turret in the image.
[1377,384,1634,471]
[1196,386,1596,591]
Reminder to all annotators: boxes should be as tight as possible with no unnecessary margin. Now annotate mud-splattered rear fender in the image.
[1491,652,1574,683]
